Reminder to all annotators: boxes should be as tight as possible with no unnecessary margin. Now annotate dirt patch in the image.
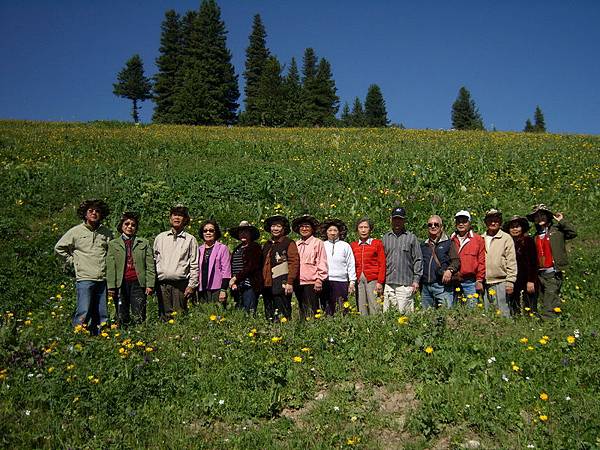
[375,384,418,416]
[280,388,329,428]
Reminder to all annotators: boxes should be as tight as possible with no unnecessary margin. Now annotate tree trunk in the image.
[132,99,139,123]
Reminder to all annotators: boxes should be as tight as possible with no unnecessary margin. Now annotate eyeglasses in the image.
[203,229,215,233]
[122,221,137,228]
[299,224,312,229]
[427,223,441,228]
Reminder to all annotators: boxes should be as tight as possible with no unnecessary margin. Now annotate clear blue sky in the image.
[1,0,599,134]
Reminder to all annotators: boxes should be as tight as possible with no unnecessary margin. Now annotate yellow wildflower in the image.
[488,289,496,296]
[145,347,154,353]
[301,347,311,353]
[566,335,576,344]
[539,338,548,345]
[553,307,561,313]
[293,356,303,363]
[398,316,409,325]
[280,317,288,323]
[539,414,548,422]
[539,392,549,401]
[271,336,282,343]
[519,337,529,344]
[209,314,217,321]
[424,346,433,354]
[168,319,175,324]
[343,301,350,309]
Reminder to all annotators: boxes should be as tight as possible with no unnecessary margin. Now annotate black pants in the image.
[262,288,292,321]
[294,283,319,320]
[116,280,147,325]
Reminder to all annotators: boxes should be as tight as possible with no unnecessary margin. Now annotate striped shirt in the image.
[231,246,251,287]
[382,230,423,285]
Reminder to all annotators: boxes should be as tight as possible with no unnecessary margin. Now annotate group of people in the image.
[54,199,576,333]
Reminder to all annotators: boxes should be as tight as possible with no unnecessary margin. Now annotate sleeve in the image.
[54,228,75,265]
[286,241,300,285]
[187,237,199,289]
[146,239,156,289]
[526,238,538,285]
[346,244,357,282]
[377,241,386,284]
[106,243,117,290]
[505,238,517,285]
[476,237,486,282]
[220,245,232,289]
[236,244,260,283]
[558,220,577,240]
[448,241,460,274]
[316,241,328,281]
[412,236,424,283]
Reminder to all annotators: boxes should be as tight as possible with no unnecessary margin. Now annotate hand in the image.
[442,269,452,284]
[554,212,563,222]
[475,281,484,292]
[108,289,117,299]
[284,283,293,296]
[411,282,419,293]
[348,283,355,295]
[184,287,195,298]
[375,282,383,295]
[228,277,237,288]
[505,284,514,295]
[145,287,153,296]
[314,279,323,293]
[218,291,227,302]
[526,282,535,294]
[231,283,238,291]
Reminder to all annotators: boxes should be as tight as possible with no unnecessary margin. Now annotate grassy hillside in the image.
[1,121,599,448]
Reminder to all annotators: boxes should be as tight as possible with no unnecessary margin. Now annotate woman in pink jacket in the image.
[198,220,231,307]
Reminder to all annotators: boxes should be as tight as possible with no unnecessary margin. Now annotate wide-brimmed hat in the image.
[320,219,348,240]
[292,214,320,234]
[526,204,554,222]
[502,215,530,232]
[484,208,503,222]
[264,215,291,235]
[230,220,260,241]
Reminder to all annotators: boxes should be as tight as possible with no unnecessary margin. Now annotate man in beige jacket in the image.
[482,209,517,317]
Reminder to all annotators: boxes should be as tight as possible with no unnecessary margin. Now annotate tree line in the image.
[113,0,546,132]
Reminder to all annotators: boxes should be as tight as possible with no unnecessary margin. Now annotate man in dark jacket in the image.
[527,204,577,319]
[420,215,460,308]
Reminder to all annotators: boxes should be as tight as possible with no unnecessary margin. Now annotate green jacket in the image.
[106,236,156,289]
[543,220,577,271]
[55,223,113,281]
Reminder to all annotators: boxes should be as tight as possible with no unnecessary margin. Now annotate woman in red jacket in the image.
[350,217,386,315]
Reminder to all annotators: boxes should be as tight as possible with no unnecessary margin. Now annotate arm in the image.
[54,228,75,265]
[286,241,300,286]
[186,237,199,291]
[443,243,460,284]
[476,237,486,289]
[556,217,577,240]
[145,239,156,292]
[505,238,517,288]
[106,243,117,290]
[219,244,232,290]
[376,241,386,284]
[346,244,357,282]
[412,237,423,287]
[314,241,328,292]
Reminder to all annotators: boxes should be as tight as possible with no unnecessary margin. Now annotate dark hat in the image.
[230,220,260,241]
[526,204,554,222]
[484,208,503,221]
[170,204,190,218]
[502,215,530,232]
[264,215,291,235]
[391,207,407,218]
[320,219,348,240]
[292,214,320,234]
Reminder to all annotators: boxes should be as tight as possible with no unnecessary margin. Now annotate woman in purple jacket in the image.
[198,220,231,307]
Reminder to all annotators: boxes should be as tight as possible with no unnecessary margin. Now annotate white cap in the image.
[455,210,471,221]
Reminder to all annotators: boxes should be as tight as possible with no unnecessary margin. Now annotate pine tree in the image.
[313,58,339,126]
[153,10,182,123]
[241,14,270,125]
[113,54,153,123]
[451,86,484,130]
[350,97,365,127]
[340,102,351,127]
[300,48,319,126]
[533,105,546,132]
[172,0,239,125]
[283,57,303,127]
[253,56,286,126]
[364,84,389,127]
[523,118,534,133]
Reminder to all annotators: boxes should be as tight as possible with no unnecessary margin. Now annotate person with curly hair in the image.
[55,199,113,333]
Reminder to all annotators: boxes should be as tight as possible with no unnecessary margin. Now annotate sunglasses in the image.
[427,223,441,228]
[203,228,216,233]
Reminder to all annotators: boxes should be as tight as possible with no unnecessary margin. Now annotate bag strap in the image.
[428,241,442,268]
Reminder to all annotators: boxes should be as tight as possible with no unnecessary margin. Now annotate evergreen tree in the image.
[533,105,546,132]
[300,48,319,126]
[153,10,182,123]
[172,0,239,125]
[241,14,270,125]
[113,54,153,123]
[364,84,389,127]
[451,86,484,130]
[253,56,286,126]
[350,97,365,127]
[313,58,339,126]
[283,57,303,127]
[523,118,534,133]
[301,48,318,84]
[340,102,351,127]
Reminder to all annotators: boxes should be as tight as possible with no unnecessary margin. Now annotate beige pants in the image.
[356,274,382,315]
[383,283,415,314]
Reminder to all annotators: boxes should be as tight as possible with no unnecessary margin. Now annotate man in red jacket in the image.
[450,210,486,306]
[350,217,386,315]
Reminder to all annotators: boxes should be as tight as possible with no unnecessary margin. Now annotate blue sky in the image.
[1,1,599,133]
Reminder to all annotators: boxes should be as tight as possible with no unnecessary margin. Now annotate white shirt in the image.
[323,239,357,282]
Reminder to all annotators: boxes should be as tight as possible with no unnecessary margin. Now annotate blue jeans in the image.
[421,282,453,309]
[74,280,108,331]
[234,286,258,314]
[457,280,479,307]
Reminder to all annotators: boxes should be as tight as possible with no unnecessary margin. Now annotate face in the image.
[202,224,216,242]
[509,222,523,238]
[121,219,138,237]
[533,211,548,227]
[298,223,313,239]
[239,229,251,244]
[270,222,284,238]
[455,216,471,235]
[85,207,102,225]
[485,216,502,233]
[391,216,405,232]
[326,225,339,241]
[357,221,371,240]
[170,213,185,230]
[427,218,442,238]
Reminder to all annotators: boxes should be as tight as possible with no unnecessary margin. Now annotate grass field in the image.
[1,120,599,448]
